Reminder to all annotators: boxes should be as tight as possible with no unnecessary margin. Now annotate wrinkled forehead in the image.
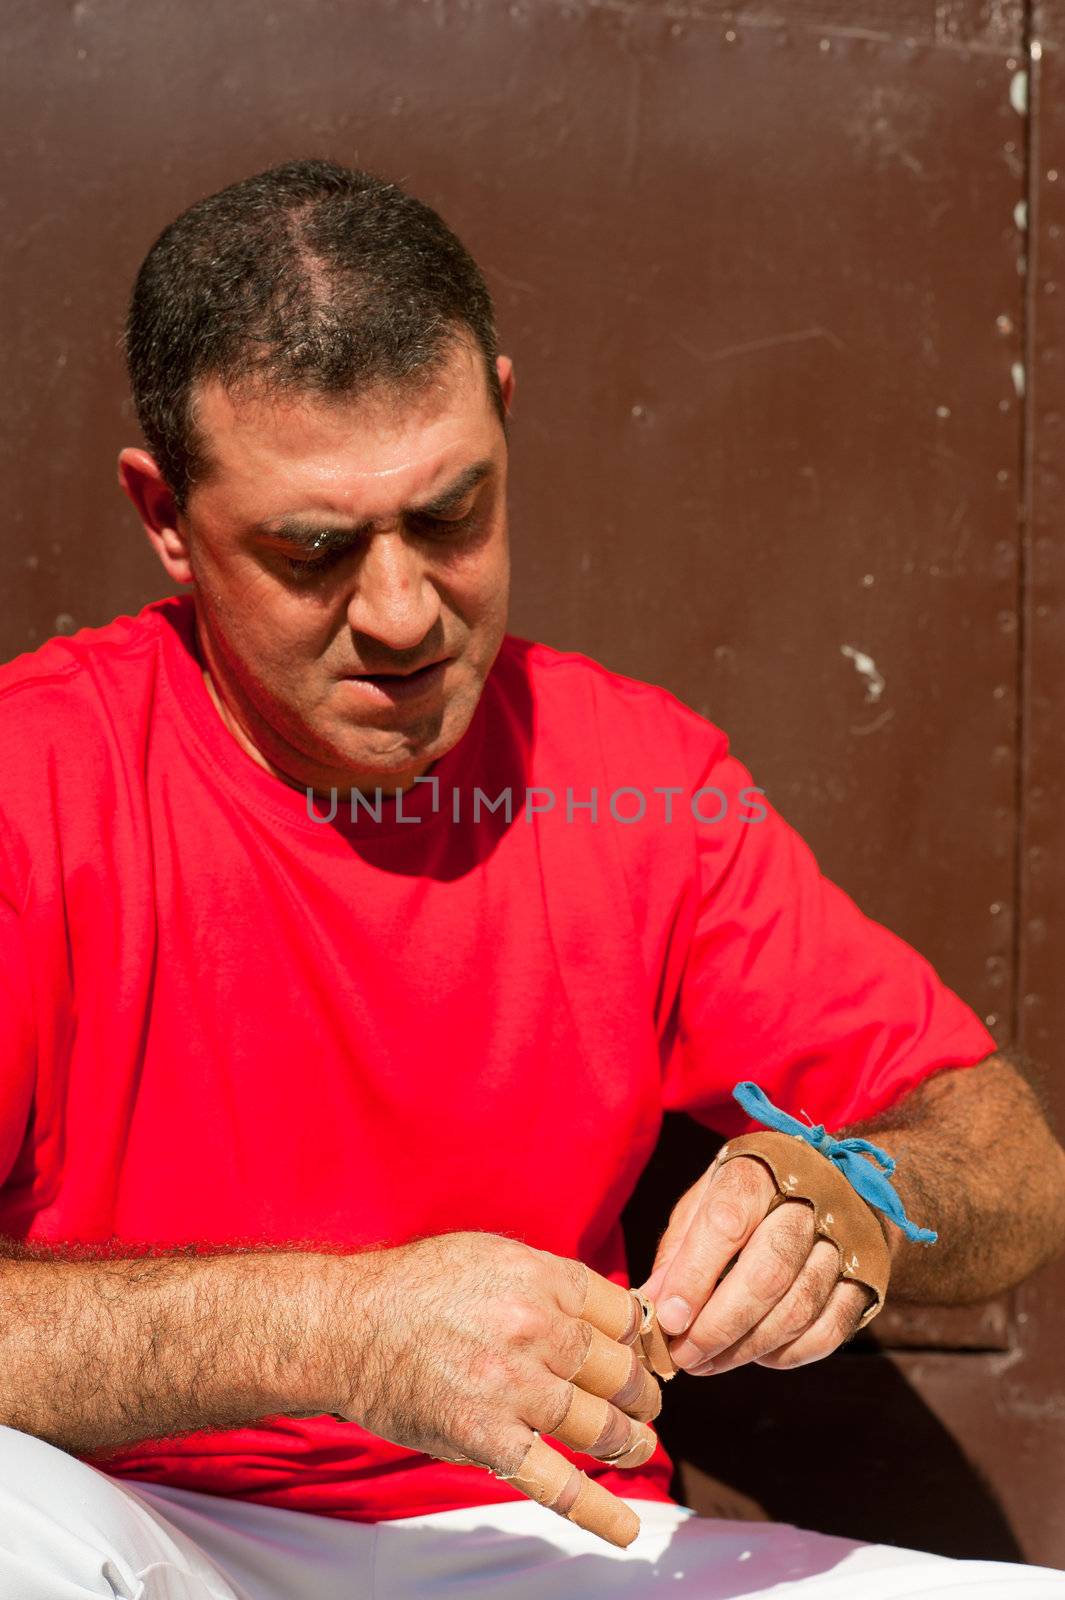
[185,341,499,519]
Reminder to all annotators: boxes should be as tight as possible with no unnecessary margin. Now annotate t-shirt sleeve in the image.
[661,743,997,1138]
[0,887,36,1189]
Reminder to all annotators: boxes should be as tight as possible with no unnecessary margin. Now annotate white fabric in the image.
[0,1426,1062,1600]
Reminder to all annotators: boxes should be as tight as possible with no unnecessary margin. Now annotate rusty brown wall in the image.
[2,0,1062,1568]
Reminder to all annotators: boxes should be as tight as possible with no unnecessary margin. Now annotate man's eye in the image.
[412,508,476,537]
[275,505,478,578]
[279,548,346,579]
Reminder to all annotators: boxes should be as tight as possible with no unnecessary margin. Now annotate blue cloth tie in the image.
[731,1081,938,1245]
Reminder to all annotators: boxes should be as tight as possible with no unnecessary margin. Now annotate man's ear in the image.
[118,448,194,586]
[496,354,516,418]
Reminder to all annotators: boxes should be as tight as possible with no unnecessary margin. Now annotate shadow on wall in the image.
[621,1113,1023,1563]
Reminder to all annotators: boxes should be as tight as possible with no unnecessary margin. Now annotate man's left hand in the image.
[636,1153,874,1375]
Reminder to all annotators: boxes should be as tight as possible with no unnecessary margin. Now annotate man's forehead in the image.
[188,358,496,517]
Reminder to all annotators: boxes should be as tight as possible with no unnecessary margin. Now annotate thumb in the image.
[637,1169,715,1300]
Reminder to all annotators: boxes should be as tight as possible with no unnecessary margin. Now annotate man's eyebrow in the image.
[415,459,494,515]
[253,459,495,548]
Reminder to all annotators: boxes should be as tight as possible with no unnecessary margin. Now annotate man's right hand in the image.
[320,1232,662,1507]
[0,1231,661,1543]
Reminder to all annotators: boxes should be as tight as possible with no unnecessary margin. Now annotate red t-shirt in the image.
[0,595,994,1521]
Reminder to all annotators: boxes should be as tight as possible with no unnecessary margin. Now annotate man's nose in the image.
[345,530,442,653]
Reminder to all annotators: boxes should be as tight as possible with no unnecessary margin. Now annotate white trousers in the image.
[1,1426,1063,1600]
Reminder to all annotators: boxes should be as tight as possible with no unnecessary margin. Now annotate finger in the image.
[669,1200,814,1371]
[638,1167,717,1301]
[653,1155,778,1336]
[577,1267,643,1346]
[496,1433,641,1549]
[541,1255,642,1348]
[697,1238,843,1374]
[547,1318,662,1424]
[756,1279,873,1371]
[535,1380,657,1468]
[527,1295,662,1424]
[632,1293,677,1381]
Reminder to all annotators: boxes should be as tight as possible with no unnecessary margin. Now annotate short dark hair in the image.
[124,158,504,511]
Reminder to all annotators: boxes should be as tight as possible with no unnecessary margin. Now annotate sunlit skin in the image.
[118,334,515,798]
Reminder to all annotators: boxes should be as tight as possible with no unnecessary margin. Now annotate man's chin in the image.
[311,733,446,795]
[293,686,480,793]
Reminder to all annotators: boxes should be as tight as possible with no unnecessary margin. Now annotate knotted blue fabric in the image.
[732,1081,938,1245]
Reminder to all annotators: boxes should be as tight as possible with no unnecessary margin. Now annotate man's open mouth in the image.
[340,659,450,697]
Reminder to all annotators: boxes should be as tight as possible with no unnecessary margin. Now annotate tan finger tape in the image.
[505,1436,576,1505]
[574,1330,662,1424]
[552,1388,657,1465]
[600,1428,658,1470]
[579,1269,642,1344]
[504,1439,641,1549]
[554,1385,613,1452]
[571,1325,637,1398]
[626,1361,665,1424]
[633,1294,677,1380]
[566,1473,641,1548]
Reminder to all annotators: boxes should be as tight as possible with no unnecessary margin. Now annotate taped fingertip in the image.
[635,1305,679,1382]
[565,1475,642,1548]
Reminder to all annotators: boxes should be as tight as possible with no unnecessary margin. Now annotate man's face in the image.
[177,338,511,795]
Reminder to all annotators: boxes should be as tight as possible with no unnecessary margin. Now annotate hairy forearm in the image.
[0,1244,354,1455]
[839,1055,1065,1304]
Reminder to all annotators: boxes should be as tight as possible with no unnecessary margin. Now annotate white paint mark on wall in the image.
[1015,199,1028,231]
[841,644,885,704]
[1010,70,1029,117]
[1012,361,1027,398]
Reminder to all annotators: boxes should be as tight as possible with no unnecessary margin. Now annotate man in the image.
[0,157,1063,1597]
